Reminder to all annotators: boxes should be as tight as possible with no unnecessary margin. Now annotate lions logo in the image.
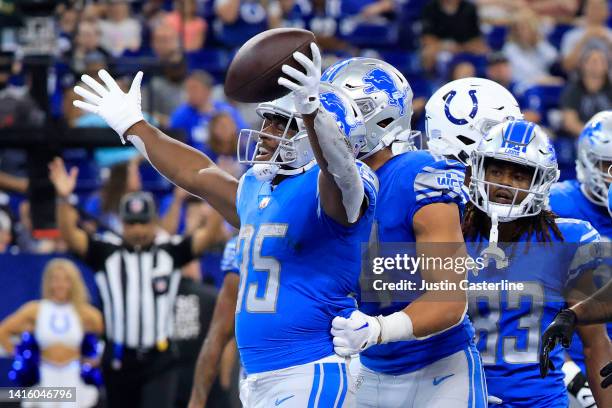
[320,91,359,136]
[363,67,407,115]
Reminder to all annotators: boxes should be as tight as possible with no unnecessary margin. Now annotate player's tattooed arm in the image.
[72,70,240,227]
[407,202,468,337]
[189,273,239,408]
[571,278,612,325]
[279,43,366,225]
[567,272,612,407]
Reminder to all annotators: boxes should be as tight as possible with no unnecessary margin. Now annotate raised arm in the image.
[278,43,368,226]
[48,157,89,258]
[72,70,240,227]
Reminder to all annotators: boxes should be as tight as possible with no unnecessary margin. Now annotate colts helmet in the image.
[576,110,612,208]
[469,120,559,221]
[321,57,416,159]
[237,82,366,174]
[425,77,523,166]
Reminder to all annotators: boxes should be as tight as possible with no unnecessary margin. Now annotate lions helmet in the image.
[425,77,523,166]
[469,120,559,221]
[321,57,416,159]
[237,83,366,177]
[576,110,612,208]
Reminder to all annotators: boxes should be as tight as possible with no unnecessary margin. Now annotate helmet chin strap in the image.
[480,212,509,270]
[252,160,317,182]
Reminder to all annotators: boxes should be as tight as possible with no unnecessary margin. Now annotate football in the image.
[224,28,316,103]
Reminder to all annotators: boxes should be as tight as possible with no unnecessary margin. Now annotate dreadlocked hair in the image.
[462,202,564,243]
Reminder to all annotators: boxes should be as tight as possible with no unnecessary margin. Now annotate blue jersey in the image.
[467,219,600,408]
[220,236,239,276]
[359,150,476,375]
[549,179,612,371]
[234,163,378,374]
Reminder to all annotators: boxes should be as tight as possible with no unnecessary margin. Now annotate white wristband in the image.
[377,311,415,344]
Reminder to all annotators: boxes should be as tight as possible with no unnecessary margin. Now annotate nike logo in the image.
[355,322,369,331]
[433,374,455,386]
[275,395,295,406]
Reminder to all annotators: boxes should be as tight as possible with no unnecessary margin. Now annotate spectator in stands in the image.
[0,209,11,253]
[503,10,561,89]
[448,56,476,81]
[151,23,182,63]
[142,56,187,128]
[561,0,612,73]
[57,6,79,54]
[99,0,142,57]
[213,0,268,48]
[0,52,44,129]
[525,0,579,24]
[561,45,612,137]
[170,70,247,153]
[83,157,142,235]
[268,0,312,29]
[0,258,102,407]
[164,0,207,51]
[421,0,488,73]
[69,21,110,75]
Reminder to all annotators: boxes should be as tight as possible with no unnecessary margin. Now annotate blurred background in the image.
[0,0,610,406]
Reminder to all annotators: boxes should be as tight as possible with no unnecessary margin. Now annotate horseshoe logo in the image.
[444,90,478,125]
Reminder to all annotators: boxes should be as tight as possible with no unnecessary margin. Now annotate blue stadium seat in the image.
[547,24,573,50]
[486,26,508,51]
[139,162,172,194]
[339,20,399,48]
[62,149,101,195]
[522,85,564,128]
[185,48,231,82]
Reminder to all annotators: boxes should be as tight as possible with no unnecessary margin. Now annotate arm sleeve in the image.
[567,221,602,286]
[318,160,379,235]
[84,236,118,272]
[409,158,466,223]
[163,235,195,269]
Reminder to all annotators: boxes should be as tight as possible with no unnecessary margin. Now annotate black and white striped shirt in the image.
[83,235,194,350]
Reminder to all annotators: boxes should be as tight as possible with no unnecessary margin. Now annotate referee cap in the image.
[119,192,156,224]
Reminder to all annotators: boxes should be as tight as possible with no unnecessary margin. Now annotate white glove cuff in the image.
[377,312,415,344]
[115,113,144,143]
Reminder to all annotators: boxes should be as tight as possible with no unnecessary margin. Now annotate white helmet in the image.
[321,57,417,159]
[237,82,366,178]
[469,120,559,222]
[576,110,612,207]
[425,77,523,166]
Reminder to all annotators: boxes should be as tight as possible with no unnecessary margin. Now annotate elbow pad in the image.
[314,108,364,223]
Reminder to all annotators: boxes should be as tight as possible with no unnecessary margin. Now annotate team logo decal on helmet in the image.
[444,90,478,126]
[363,67,407,116]
[320,91,360,136]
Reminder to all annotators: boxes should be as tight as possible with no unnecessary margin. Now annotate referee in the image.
[49,157,223,408]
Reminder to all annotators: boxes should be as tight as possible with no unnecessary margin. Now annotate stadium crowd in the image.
[0,0,610,406]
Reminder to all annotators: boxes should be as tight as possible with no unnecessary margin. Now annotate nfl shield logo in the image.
[130,199,144,213]
[259,197,271,209]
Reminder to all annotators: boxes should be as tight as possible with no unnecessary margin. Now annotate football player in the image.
[71,42,378,407]
[327,70,522,407]
[463,119,612,407]
[547,110,612,407]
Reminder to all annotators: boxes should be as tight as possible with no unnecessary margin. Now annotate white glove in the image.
[73,69,145,143]
[331,310,381,357]
[277,42,321,115]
